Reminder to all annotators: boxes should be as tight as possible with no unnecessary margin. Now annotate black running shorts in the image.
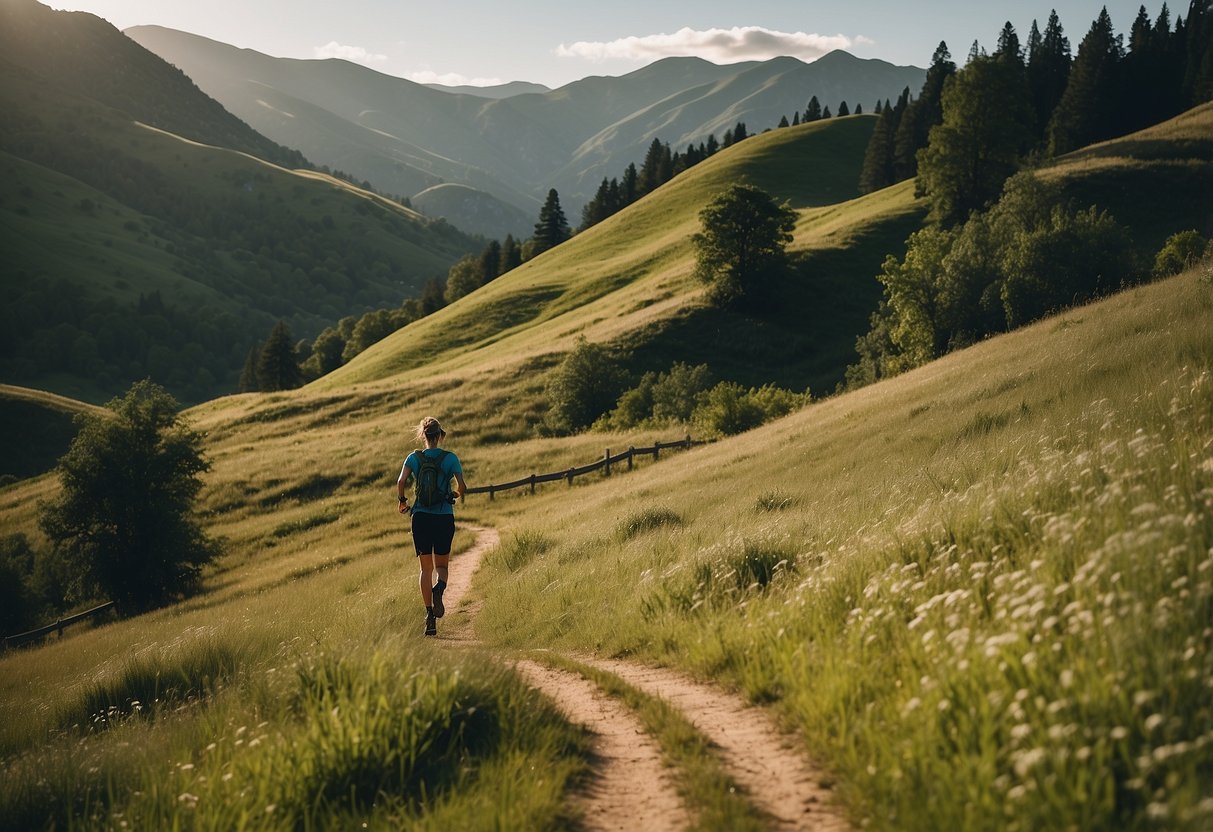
[411,512,455,556]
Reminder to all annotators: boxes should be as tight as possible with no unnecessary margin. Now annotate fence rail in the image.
[3,601,115,650]
[464,435,704,500]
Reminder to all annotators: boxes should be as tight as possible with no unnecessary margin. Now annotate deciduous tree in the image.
[38,381,219,612]
[691,183,797,308]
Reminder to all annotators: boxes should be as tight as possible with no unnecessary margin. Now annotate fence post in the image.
[56,619,64,639]
[605,448,611,477]
[567,467,575,487]
[685,434,692,448]
[530,474,536,495]
[489,485,495,501]
[654,443,660,461]
[628,447,634,471]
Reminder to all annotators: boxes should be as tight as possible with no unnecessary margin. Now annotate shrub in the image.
[691,381,810,437]
[692,382,765,437]
[617,507,684,541]
[1152,230,1209,278]
[542,337,628,434]
[754,491,796,512]
[599,362,713,430]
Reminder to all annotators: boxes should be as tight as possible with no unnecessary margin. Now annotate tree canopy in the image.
[38,380,219,612]
[691,183,797,308]
[917,55,1035,226]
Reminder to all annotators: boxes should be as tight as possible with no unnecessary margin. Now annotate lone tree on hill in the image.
[532,188,571,255]
[39,380,219,613]
[691,183,797,308]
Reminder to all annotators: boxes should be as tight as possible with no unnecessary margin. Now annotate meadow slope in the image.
[2,106,1211,829]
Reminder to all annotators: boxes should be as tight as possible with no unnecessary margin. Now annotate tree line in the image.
[846,2,1213,387]
[860,2,1213,210]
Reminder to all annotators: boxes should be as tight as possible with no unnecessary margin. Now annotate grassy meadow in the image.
[2,104,1211,829]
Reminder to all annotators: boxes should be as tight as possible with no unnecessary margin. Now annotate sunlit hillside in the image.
[317,115,924,406]
[1,102,1211,830]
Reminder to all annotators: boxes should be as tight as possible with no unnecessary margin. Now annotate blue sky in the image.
[53,0,1158,87]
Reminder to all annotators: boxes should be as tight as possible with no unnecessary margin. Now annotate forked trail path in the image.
[438,526,849,831]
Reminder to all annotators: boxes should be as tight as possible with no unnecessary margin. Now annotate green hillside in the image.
[0,98,1211,828]
[316,103,1210,416]
[0,385,102,483]
[1,261,1208,829]
[319,115,922,407]
[0,0,303,169]
[0,14,478,403]
[1043,100,1213,249]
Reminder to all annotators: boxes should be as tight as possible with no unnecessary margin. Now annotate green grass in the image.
[316,116,920,396]
[2,106,1211,830]
[473,266,1213,829]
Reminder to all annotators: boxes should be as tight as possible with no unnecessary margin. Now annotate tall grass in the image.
[475,269,1213,828]
[0,645,587,831]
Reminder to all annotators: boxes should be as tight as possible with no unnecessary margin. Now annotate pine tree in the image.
[256,321,301,392]
[792,111,801,125]
[705,134,720,156]
[838,101,851,116]
[238,345,260,392]
[638,138,666,194]
[805,95,823,121]
[532,188,571,254]
[875,99,884,114]
[1184,0,1213,105]
[778,114,790,127]
[622,163,639,203]
[581,177,613,229]
[499,234,522,274]
[1028,10,1072,140]
[855,102,864,114]
[1048,8,1124,155]
[893,42,956,182]
[858,105,897,194]
[995,22,1024,66]
[479,239,502,284]
[822,105,832,118]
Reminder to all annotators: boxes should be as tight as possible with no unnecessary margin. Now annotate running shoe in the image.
[424,612,437,636]
[432,582,446,618]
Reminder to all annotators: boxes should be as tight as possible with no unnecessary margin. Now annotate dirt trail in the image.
[583,658,849,832]
[442,526,849,831]
[430,524,496,643]
[514,659,690,832]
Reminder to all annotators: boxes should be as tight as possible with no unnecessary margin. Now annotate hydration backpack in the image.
[413,449,450,508]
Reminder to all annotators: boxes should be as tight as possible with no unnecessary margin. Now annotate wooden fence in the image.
[3,601,115,650]
[464,435,704,501]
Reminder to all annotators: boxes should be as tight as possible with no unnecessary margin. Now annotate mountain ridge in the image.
[125,24,926,227]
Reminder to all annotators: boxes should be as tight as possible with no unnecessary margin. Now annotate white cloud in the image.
[408,70,505,87]
[313,41,388,65]
[555,26,860,64]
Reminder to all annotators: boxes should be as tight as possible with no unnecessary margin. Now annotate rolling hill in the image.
[0,94,1210,830]
[411,183,535,241]
[0,0,479,404]
[126,24,926,223]
[0,384,103,483]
